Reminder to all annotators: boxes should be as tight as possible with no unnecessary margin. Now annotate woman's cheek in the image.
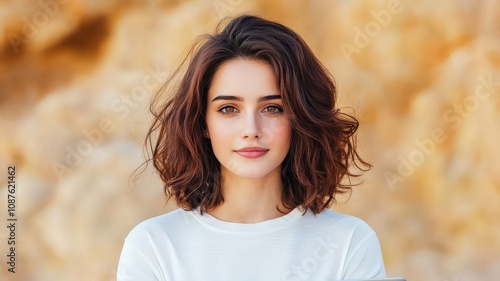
[210,124,237,146]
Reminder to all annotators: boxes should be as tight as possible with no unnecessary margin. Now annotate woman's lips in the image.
[235,150,268,158]
[234,147,269,159]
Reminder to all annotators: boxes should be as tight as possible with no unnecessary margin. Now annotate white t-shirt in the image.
[117,207,386,281]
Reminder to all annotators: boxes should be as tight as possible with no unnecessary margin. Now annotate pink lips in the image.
[234,146,269,159]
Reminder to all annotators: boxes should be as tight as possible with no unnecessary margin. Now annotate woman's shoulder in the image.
[125,208,193,240]
[306,208,377,237]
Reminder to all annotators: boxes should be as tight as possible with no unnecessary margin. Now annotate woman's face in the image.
[206,58,291,179]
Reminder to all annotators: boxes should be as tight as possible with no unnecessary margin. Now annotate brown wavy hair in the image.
[144,14,371,215]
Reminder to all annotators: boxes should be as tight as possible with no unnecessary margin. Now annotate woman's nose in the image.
[241,112,262,139]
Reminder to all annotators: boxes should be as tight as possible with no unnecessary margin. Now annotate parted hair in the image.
[144,14,370,215]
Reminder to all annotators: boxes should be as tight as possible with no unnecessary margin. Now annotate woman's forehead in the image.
[208,58,279,101]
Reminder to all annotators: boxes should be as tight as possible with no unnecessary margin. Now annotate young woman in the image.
[117,15,386,280]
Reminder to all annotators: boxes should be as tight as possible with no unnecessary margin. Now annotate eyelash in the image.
[217,105,284,115]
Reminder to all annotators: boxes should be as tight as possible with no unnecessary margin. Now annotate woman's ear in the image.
[204,130,210,139]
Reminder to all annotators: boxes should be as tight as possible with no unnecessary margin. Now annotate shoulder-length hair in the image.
[144,14,370,215]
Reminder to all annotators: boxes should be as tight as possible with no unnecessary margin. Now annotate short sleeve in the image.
[342,233,386,279]
[116,231,165,281]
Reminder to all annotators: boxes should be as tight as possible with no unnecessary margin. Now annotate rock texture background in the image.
[0,0,499,280]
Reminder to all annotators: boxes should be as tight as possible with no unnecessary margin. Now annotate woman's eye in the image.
[263,105,283,114]
[218,106,238,114]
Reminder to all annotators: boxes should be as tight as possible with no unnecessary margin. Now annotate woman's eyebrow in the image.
[211,94,281,102]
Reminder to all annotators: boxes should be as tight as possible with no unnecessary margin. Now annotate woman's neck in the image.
[207,167,293,223]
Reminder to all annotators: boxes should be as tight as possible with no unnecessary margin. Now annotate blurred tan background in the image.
[0,0,499,280]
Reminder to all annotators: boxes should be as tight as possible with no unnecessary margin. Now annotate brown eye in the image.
[218,106,238,115]
[263,105,283,115]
